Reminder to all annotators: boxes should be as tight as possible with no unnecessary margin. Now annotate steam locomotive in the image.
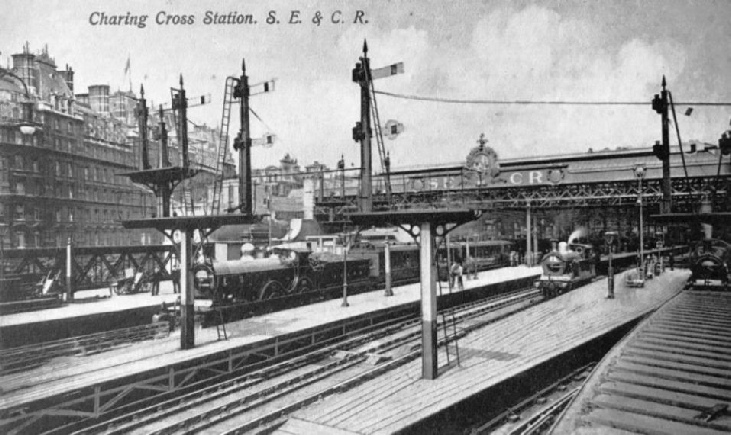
[688,238,730,290]
[192,238,513,306]
[535,242,597,298]
[192,248,372,304]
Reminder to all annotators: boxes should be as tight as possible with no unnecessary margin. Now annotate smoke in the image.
[567,227,588,245]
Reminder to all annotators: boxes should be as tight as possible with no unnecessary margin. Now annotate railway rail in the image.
[3,264,641,434]
[52,286,541,435]
[0,322,170,376]
[470,363,597,435]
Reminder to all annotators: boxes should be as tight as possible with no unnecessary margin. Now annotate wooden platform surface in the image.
[552,289,731,435]
[276,269,690,435]
[0,265,540,410]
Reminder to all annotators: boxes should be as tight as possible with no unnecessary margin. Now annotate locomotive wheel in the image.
[297,277,315,294]
[259,280,285,300]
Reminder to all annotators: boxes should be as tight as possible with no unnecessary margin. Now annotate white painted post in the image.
[526,203,532,266]
[66,237,73,301]
[384,241,393,296]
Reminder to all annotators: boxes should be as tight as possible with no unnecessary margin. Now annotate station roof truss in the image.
[317,175,731,218]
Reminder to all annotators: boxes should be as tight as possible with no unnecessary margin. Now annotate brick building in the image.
[0,44,230,248]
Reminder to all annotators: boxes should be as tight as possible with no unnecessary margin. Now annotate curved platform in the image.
[275,271,689,435]
[552,290,731,434]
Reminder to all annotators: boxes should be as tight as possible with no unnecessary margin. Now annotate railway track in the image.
[470,362,597,435]
[0,322,170,376]
[57,287,541,435]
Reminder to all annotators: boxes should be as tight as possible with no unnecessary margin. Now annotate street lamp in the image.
[1,68,39,136]
[634,165,646,280]
[338,155,346,199]
[341,229,350,307]
[604,231,618,299]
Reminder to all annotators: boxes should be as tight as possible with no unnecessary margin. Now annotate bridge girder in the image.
[315,176,730,220]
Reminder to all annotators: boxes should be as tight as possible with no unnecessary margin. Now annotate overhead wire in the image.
[374,90,731,107]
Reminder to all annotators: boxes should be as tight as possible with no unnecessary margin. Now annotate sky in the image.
[2,0,731,171]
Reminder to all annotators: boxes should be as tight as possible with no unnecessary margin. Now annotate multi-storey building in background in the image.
[218,154,334,220]
[0,44,230,248]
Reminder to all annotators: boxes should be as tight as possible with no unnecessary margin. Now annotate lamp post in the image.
[605,231,617,299]
[341,228,349,307]
[1,68,38,135]
[338,155,346,199]
[634,165,646,280]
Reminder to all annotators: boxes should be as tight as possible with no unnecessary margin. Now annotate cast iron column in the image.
[180,229,194,349]
[420,221,438,379]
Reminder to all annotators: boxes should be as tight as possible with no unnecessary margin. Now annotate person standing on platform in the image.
[150,267,161,296]
[450,258,464,291]
[669,251,675,270]
[171,263,181,294]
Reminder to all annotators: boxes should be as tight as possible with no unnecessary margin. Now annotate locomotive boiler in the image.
[192,248,371,305]
[536,242,597,298]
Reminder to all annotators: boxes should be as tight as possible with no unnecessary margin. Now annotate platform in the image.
[552,289,731,434]
[0,283,181,348]
[0,265,541,425]
[0,283,180,329]
[275,269,690,434]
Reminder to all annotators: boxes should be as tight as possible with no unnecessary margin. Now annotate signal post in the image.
[123,60,265,350]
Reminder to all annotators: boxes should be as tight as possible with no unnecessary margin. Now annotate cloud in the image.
[350,5,691,167]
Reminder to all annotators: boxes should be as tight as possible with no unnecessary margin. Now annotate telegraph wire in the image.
[374,90,731,107]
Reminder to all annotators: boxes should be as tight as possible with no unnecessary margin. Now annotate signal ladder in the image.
[211,76,237,215]
[437,261,461,369]
[216,308,228,340]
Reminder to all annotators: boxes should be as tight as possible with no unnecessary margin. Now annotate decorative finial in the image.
[179,74,184,87]
[662,75,666,90]
[242,58,246,73]
[478,133,487,149]
[140,84,144,97]
[363,40,368,54]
